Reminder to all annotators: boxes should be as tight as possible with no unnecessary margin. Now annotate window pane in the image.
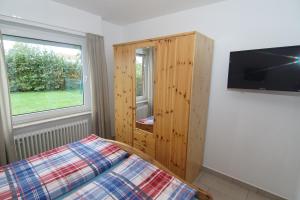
[3,35,84,116]
[136,55,144,97]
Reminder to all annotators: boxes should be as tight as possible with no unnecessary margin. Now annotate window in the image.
[135,48,154,103]
[136,54,146,99]
[1,23,90,125]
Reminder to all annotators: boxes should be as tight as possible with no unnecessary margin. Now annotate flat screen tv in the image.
[228,45,300,92]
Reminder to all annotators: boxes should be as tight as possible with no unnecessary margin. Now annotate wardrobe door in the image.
[186,33,214,181]
[153,38,176,168]
[114,45,134,145]
[170,35,196,178]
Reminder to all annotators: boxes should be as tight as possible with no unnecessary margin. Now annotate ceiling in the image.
[52,0,226,25]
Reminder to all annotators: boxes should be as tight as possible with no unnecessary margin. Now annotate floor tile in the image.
[194,180,209,191]
[197,172,219,188]
[194,171,209,190]
[195,171,278,200]
[208,188,236,200]
[212,175,248,200]
[247,191,272,200]
[197,172,248,200]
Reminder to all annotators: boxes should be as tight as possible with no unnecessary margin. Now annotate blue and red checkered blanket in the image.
[0,135,128,200]
[0,135,197,200]
[62,154,196,200]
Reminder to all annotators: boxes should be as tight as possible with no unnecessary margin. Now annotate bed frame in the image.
[105,139,213,200]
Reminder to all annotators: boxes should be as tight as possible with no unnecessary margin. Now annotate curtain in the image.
[86,33,112,138]
[0,31,17,165]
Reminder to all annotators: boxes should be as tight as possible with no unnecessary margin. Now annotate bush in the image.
[6,43,82,92]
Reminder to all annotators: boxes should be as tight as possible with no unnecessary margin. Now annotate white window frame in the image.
[0,22,91,126]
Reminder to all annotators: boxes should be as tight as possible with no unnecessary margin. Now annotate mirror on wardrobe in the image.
[135,47,155,133]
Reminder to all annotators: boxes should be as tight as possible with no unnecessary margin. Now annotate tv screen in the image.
[228,45,300,92]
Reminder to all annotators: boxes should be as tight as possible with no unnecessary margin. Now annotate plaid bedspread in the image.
[62,154,197,200]
[0,134,128,200]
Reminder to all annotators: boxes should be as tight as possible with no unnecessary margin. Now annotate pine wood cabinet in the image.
[114,32,214,181]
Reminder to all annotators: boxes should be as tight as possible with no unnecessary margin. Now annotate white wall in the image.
[0,0,103,35]
[102,20,124,136]
[122,0,300,199]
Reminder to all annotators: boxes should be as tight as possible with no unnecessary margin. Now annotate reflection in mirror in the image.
[135,47,155,133]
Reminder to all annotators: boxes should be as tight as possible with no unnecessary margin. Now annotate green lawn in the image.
[10,90,83,116]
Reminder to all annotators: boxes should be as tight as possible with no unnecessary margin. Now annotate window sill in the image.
[13,111,92,129]
[136,100,148,104]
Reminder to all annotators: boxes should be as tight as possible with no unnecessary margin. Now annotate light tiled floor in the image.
[194,171,276,200]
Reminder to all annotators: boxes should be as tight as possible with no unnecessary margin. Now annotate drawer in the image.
[133,129,155,158]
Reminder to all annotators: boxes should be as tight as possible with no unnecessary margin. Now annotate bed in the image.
[0,134,212,200]
[136,116,154,133]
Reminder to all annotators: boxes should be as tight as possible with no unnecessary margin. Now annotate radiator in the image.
[14,119,90,160]
[136,103,149,120]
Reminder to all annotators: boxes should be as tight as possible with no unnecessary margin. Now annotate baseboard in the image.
[202,166,287,200]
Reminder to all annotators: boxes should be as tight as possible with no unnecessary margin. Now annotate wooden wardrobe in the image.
[114,32,214,182]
